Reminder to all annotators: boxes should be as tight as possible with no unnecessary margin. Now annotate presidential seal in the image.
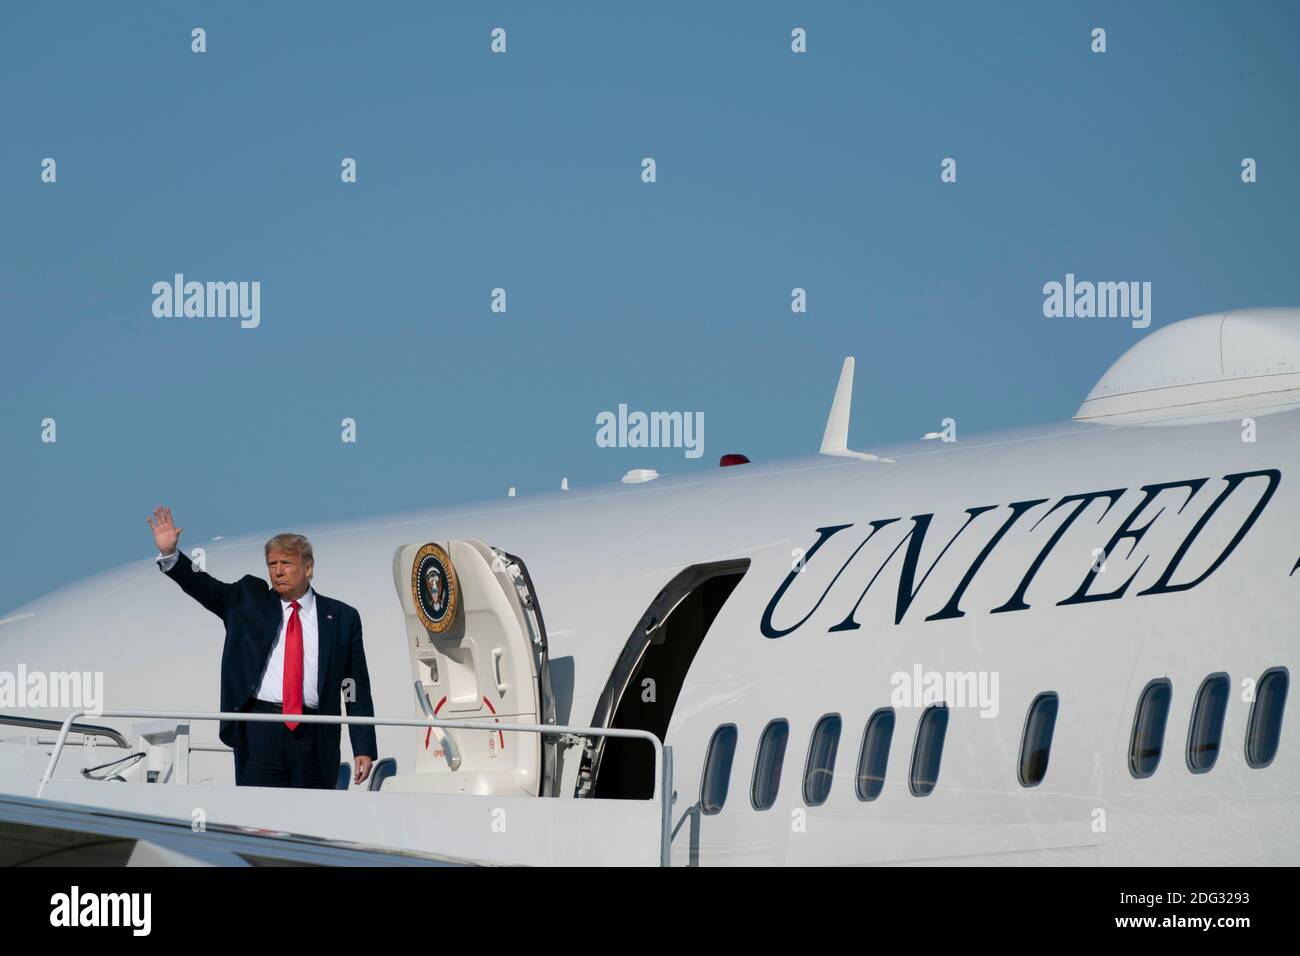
[412,543,459,633]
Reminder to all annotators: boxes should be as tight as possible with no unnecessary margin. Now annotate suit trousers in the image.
[234,698,333,789]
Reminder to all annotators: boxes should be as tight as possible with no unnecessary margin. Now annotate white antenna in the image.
[819,356,893,463]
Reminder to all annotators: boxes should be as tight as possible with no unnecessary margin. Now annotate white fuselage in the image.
[1,409,1296,865]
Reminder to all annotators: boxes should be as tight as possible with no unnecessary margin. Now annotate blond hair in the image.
[264,533,313,565]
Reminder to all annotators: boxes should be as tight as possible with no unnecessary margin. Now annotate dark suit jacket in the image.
[160,551,379,779]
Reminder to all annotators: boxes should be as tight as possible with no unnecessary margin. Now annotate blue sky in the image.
[2,1,1298,613]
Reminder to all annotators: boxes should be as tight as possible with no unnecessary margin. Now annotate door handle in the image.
[413,681,461,771]
[492,649,508,696]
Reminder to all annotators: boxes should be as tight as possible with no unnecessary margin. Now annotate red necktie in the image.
[283,600,303,730]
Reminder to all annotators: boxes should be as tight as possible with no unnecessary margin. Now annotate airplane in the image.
[0,306,1296,866]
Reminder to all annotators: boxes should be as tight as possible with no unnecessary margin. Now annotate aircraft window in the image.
[856,708,895,802]
[1246,667,1288,769]
[802,714,841,806]
[909,704,949,797]
[700,724,738,815]
[1018,692,1059,787]
[1129,678,1173,778]
[750,719,789,811]
[1186,674,1229,773]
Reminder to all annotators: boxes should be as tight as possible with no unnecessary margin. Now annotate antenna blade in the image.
[820,357,854,454]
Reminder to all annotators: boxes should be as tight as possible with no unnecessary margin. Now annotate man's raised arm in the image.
[147,505,240,619]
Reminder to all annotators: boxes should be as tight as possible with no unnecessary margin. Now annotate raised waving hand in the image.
[146,505,184,556]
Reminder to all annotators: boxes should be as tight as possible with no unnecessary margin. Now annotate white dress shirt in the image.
[156,550,321,708]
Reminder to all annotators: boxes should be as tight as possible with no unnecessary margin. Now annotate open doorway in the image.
[583,559,749,799]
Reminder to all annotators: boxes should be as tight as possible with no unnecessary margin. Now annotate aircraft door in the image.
[387,539,556,796]
[581,559,749,799]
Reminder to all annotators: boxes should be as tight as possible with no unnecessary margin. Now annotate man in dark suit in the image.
[147,505,377,788]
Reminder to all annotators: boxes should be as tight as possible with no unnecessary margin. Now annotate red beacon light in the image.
[719,453,751,467]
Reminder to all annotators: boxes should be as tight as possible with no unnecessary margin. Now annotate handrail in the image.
[0,714,128,748]
[38,709,673,866]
